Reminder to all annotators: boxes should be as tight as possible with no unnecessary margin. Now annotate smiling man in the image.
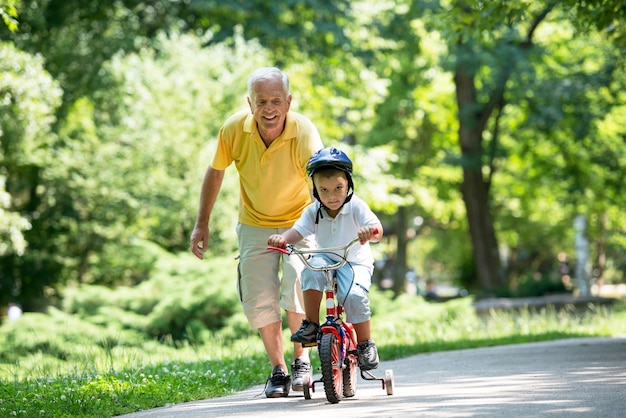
[190,67,323,398]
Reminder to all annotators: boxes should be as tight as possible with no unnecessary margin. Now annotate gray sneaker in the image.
[264,366,291,398]
[290,319,320,344]
[357,340,379,371]
[291,358,312,392]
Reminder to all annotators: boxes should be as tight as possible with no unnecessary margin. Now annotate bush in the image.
[0,307,146,364]
[62,250,241,343]
[513,273,568,297]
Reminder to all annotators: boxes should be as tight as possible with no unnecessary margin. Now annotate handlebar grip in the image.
[267,246,290,254]
[372,227,379,235]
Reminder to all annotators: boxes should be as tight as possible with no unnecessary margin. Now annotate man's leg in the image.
[258,320,287,371]
[287,310,312,392]
[280,233,316,392]
[236,224,290,398]
[259,321,293,398]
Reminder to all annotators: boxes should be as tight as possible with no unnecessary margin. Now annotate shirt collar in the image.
[243,112,296,140]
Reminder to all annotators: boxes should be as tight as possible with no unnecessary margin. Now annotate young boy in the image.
[267,147,383,370]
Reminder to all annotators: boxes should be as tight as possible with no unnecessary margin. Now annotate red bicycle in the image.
[268,233,394,403]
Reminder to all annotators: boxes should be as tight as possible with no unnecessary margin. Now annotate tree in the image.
[402,0,626,292]
[0,0,357,307]
[0,2,23,262]
[0,42,62,309]
[2,0,353,114]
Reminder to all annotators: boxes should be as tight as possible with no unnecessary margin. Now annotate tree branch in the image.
[478,2,559,130]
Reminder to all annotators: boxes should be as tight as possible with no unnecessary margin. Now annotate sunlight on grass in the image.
[1,294,625,417]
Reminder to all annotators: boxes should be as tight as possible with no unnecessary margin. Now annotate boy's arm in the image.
[268,228,305,248]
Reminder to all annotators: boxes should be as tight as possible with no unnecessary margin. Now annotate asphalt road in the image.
[120,336,626,418]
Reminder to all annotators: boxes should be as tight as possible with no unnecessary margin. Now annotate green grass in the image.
[2,293,625,417]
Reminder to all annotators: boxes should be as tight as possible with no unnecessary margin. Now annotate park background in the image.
[0,0,625,416]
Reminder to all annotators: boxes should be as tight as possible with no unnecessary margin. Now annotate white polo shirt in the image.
[292,195,379,267]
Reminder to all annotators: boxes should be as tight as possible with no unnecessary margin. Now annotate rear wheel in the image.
[320,332,342,403]
[385,369,394,395]
[303,375,312,400]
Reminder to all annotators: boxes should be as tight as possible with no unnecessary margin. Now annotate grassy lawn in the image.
[1,293,625,417]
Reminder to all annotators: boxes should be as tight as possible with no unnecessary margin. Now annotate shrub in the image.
[0,307,145,364]
[61,250,241,343]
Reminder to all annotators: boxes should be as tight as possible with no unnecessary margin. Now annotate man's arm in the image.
[190,166,225,259]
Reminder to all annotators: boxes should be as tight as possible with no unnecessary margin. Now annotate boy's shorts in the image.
[301,254,373,324]
[236,223,315,329]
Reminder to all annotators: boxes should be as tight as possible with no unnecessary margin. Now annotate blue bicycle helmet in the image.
[306,147,354,222]
[306,147,353,178]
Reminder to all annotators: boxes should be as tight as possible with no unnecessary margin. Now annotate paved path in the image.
[120,336,626,417]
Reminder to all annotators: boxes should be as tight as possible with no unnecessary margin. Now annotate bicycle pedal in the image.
[302,341,318,348]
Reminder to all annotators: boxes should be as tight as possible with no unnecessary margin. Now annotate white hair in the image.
[246,67,290,97]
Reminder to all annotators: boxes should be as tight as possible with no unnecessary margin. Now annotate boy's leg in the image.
[353,320,371,343]
[353,319,379,370]
[303,289,323,323]
[336,264,379,370]
[290,289,323,344]
[290,259,326,346]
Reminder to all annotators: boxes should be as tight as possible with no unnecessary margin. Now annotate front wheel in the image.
[319,332,343,403]
[342,354,357,397]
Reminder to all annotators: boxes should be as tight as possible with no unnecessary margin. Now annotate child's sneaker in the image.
[357,340,379,371]
[290,319,320,344]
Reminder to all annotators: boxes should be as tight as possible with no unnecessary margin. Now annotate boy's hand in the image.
[268,234,287,249]
[358,225,382,245]
[357,226,373,245]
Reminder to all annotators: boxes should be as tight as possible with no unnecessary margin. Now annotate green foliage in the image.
[0,0,625,312]
[0,352,270,417]
[93,30,264,253]
[0,42,63,307]
[0,0,18,32]
[0,307,145,366]
[0,176,30,257]
[498,273,568,298]
[62,250,242,343]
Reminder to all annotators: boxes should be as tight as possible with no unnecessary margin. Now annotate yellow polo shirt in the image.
[212,110,323,228]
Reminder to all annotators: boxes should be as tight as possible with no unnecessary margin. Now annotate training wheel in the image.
[303,375,312,399]
[385,369,394,395]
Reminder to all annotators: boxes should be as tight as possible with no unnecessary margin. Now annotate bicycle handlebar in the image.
[267,228,379,272]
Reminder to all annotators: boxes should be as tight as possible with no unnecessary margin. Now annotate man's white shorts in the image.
[236,223,315,329]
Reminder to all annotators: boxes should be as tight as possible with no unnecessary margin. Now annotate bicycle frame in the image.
[267,235,362,334]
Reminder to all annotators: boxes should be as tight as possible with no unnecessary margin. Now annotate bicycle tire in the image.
[303,374,312,400]
[342,354,357,397]
[320,332,342,403]
[385,369,394,395]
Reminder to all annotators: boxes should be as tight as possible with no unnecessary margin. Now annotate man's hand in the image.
[190,227,209,260]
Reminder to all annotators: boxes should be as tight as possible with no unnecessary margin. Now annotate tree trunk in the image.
[455,60,503,291]
[460,169,503,290]
[392,205,409,295]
